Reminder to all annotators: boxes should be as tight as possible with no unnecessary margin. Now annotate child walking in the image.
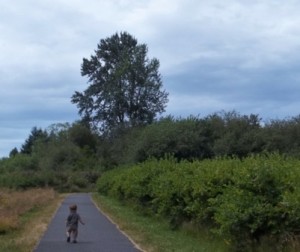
[66,204,85,243]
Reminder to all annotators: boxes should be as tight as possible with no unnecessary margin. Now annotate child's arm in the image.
[79,215,85,225]
[66,215,70,226]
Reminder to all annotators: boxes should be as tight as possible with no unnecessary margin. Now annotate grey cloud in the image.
[2,0,300,157]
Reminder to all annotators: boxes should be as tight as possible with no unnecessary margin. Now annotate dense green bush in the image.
[97,154,300,249]
[0,122,105,191]
[4,111,300,197]
[100,112,267,166]
[211,112,263,157]
[208,156,297,245]
[121,116,214,163]
[0,154,38,172]
[263,116,300,157]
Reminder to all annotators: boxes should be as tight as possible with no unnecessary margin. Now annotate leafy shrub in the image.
[128,116,214,162]
[97,154,300,249]
[0,154,37,172]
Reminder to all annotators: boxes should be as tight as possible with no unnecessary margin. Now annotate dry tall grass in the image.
[0,188,63,252]
[0,188,56,234]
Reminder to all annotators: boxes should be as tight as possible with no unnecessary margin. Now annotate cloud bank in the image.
[1,0,300,157]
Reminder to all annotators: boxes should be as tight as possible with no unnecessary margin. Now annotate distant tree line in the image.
[1,110,300,191]
[0,112,295,166]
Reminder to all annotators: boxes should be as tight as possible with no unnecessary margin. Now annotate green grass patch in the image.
[93,194,229,252]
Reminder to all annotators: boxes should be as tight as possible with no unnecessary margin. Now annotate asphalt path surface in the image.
[34,193,141,252]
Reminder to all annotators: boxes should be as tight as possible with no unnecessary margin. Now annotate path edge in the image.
[89,193,145,252]
[32,194,67,251]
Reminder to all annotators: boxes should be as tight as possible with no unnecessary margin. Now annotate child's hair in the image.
[69,204,77,211]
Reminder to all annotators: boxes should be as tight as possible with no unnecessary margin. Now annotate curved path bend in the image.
[34,193,141,252]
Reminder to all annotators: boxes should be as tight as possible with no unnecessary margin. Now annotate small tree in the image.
[72,32,168,133]
[20,127,49,155]
[9,147,19,157]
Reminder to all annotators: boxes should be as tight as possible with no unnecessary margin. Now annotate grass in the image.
[92,194,300,252]
[0,188,64,252]
[92,194,230,252]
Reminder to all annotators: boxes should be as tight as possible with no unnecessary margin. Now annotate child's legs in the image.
[66,228,70,237]
[72,228,78,240]
[68,227,78,240]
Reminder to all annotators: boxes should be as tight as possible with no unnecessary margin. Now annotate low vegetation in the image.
[0,188,61,252]
[97,154,300,251]
[93,193,228,252]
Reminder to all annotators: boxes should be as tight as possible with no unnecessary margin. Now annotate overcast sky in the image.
[1,0,300,157]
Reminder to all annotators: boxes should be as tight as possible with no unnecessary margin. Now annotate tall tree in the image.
[72,32,168,133]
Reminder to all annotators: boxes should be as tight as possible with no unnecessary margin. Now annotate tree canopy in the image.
[20,127,48,154]
[72,32,169,133]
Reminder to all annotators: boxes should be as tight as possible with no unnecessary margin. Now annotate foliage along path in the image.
[34,193,141,252]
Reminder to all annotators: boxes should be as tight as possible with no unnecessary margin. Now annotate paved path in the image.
[34,193,141,252]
